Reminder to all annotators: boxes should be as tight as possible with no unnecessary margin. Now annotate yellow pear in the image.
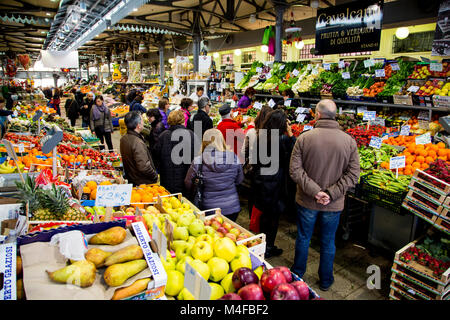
[104,245,144,267]
[85,248,113,268]
[103,259,148,287]
[111,278,151,300]
[47,260,96,288]
[89,227,127,245]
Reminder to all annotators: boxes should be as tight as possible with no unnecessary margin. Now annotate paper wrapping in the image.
[20,229,152,300]
[128,61,141,83]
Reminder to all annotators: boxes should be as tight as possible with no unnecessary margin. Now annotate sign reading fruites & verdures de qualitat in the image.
[315,0,384,55]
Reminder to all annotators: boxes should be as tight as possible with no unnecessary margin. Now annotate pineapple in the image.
[39,185,70,220]
[62,207,87,221]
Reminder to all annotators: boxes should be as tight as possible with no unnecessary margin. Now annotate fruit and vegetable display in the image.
[346,125,385,148]
[358,144,400,171]
[363,170,411,193]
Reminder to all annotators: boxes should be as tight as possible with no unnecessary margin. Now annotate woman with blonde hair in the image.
[65,92,80,126]
[185,128,243,221]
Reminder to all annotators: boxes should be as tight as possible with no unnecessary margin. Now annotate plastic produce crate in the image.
[361,176,407,214]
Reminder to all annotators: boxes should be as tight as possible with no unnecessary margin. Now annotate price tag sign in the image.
[307,64,312,70]
[407,86,420,93]
[95,184,133,207]
[152,222,167,260]
[390,156,406,170]
[292,69,299,77]
[253,102,262,110]
[303,125,313,132]
[284,99,292,107]
[323,63,331,70]
[364,59,374,68]
[430,63,443,72]
[295,107,307,114]
[338,60,345,68]
[266,72,272,79]
[375,69,385,77]
[400,124,411,136]
[18,144,24,153]
[296,114,306,123]
[390,63,400,71]
[363,111,376,121]
[381,134,389,141]
[415,132,431,145]
[268,99,276,108]
[279,64,285,70]
[256,67,263,73]
[372,117,385,126]
[184,261,211,300]
[369,136,382,149]
[357,106,367,113]
[342,72,350,79]
[417,111,429,121]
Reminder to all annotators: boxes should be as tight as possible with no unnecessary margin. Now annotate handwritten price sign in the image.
[400,125,410,136]
[95,184,133,207]
[369,136,382,149]
[390,156,406,170]
[415,132,431,145]
[363,111,376,121]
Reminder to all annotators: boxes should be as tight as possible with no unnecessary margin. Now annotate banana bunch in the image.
[0,161,17,174]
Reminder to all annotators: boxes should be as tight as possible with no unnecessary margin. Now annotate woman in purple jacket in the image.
[185,128,244,221]
[158,98,169,129]
[237,87,256,109]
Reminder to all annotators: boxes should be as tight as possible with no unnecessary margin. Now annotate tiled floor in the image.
[107,124,393,300]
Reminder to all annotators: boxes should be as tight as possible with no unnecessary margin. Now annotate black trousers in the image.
[70,118,77,127]
[226,211,240,222]
[258,204,281,248]
[94,127,113,151]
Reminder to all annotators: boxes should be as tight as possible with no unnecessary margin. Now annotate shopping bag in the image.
[268,37,275,56]
[249,206,263,233]
[262,26,271,45]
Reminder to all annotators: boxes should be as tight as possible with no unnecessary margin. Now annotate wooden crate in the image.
[389,283,417,300]
[405,188,448,216]
[394,240,450,288]
[435,216,450,232]
[412,170,450,196]
[393,94,413,106]
[390,273,437,300]
[409,180,449,206]
[402,201,450,235]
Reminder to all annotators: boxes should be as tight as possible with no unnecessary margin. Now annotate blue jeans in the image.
[82,120,89,128]
[291,204,341,288]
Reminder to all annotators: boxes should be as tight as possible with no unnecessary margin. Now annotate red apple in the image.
[232,267,259,290]
[291,281,310,300]
[211,221,222,230]
[217,226,228,234]
[238,284,265,300]
[270,283,300,300]
[223,222,232,232]
[217,232,224,238]
[260,269,286,293]
[274,266,292,283]
[218,293,242,300]
[204,220,212,226]
[225,233,237,242]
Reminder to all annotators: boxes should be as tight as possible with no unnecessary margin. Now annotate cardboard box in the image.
[0,243,17,300]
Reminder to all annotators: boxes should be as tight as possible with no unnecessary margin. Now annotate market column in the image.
[275,4,285,62]
[193,34,201,73]
[159,43,165,85]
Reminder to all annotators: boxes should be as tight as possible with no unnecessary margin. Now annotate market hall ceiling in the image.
[0,0,341,59]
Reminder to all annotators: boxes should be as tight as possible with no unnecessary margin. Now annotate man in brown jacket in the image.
[120,111,158,186]
[289,99,360,291]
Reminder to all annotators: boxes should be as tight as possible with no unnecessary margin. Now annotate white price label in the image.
[407,86,420,93]
[390,63,400,71]
[375,69,385,77]
[338,61,345,68]
[323,63,331,70]
[266,72,272,79]
[292,69,299,77]
[364,59,375,68]
[256,67,263,73]
[296,114,306,123]
[184,261,211,300]
[430,63,443,72]
[303,125,313,132]
[295,107,307,114]
[18,144,24,153]
[415,132,431,145]
[342,72,350,79]
[390,156,406,170]
[363,111,376,121]
[268,99,276,108]
[279,64,285,70]
[152,222,167,260]
[400,125,410,136]
[357,106,367,113]
[381,134,389,141]
[253,102,262,110]
[95,184,133,207]
[369,136,382,149]
[307,64,312,70]
[284,99,292,107]
[372,117,385,127]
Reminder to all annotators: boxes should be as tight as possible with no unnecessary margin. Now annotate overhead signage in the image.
[315,0,384,55]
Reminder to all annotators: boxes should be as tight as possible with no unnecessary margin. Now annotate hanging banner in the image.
[432,0,450,56]
[314,0,384,55]
[198,55,212,74]
[40,50,79,68]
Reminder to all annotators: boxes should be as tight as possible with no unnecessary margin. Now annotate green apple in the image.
[254,266,264,279]
[173,226,189,241]
[165,270,184,296]
[220,272,235,293]
[177,287,195,300]
[229,227,241,237]
[195,234,214,247]
[236,244,250,256]
[214,237,237,262]
[169,210,181,222]
[189,259,210,281]
[182,203,190,210]
[176,256,194,274]
[209,282,225,300]
[177,213,196,227]
[187,236,196,246]
[160,252,177,271]
[158,213,171,223]
[207,257,230,282]
[230,252,252,271]
[175,242,193,261]
[205,226,216,237]
[188,219,205,237]
[191,241,213,262]
[171,240,188,252]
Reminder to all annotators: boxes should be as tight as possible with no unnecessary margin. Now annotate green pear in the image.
[89,227,126,245]
[103,259,148,287]
[177,213,196,228]
[47,260,96,288]
[220,272,235,293]
[209,282,225,300]
[205,226,216,237]
[85,248,112,268]
[104,245,144,267]
[176,256,194,274]
[187,236,196,246]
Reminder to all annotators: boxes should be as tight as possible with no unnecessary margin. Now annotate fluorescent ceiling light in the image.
[261,45,268,53]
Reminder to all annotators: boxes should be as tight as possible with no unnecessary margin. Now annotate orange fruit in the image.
[412,162,421,169]
[86,181,97,191]
[419,150,428,157]
[421,163,429,170]
[406,156,415,165]
[100,180,112,186]
[428,150,437,158]
[90,189,97,200]
[438,149,447,157]
[404,169,412,175]
[416,156,425,163]
[425,156,434,164]
[437,142,445,149]
[131,192,142,203]
[142,194,154,203]
[83,187,91,193]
